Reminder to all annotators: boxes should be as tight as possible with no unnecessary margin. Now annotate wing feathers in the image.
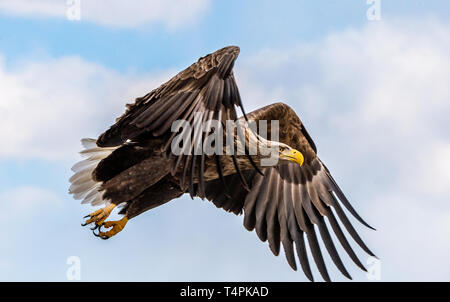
[315,212,352,279]
[200,102,374,281]
[97,46,247,194]
[266,179,281,256]
[243,173,265,231]
[226,159,373,281]
[254,169,273,242]
[328,173,375,230]
[332,199,376,257]
[324,206,367,272]
[305,222,331,282]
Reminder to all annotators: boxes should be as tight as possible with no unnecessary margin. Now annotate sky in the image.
[0,0,450,282]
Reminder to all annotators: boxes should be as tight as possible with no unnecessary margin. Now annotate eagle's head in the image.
[255,139,304,167]
[277,144,304,166]
[235,120,305,167]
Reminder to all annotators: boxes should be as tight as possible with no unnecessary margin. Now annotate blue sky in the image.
[1,0,450,282]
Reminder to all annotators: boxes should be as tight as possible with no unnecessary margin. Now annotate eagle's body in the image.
[69,46,375,281]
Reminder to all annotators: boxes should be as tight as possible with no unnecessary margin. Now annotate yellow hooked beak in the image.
[280,149,304,166]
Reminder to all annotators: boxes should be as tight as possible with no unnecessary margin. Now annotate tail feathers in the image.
[69,138,119,206]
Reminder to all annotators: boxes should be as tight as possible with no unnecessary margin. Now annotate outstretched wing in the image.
[204,103,375,281]
[97,46,257,197]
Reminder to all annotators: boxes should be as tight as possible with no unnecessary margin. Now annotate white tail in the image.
[69,138,119,206]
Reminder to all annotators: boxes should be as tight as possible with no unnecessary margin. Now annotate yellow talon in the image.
[98,216,128,239]
[83,204,116,226]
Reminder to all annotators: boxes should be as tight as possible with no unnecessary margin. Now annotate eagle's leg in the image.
[95,216,128,240]
[81,203,116,228]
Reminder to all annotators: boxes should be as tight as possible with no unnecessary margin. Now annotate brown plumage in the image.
[204,103,375,281]
[69,46,375,282]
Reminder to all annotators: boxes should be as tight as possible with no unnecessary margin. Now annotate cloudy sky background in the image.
[1,0,449,281]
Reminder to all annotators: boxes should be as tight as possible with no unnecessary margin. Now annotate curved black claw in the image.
[82,214,93,226]
[90,224,100,231]
[92,223,105,237]
[100,235,109,240]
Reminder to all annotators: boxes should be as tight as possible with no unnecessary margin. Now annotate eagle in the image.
[69,46,375,281]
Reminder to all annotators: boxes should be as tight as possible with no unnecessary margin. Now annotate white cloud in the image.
[234,17,450,280]
[0,54,174,160]
[419,142,450,195]
[0,0,210,29]
[0,0,64,17]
